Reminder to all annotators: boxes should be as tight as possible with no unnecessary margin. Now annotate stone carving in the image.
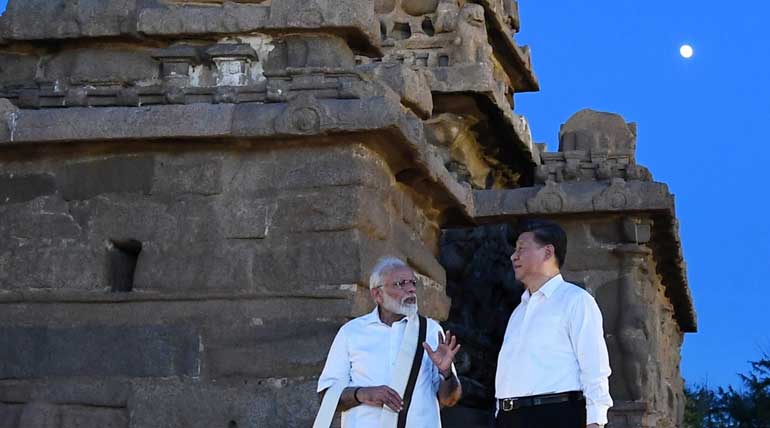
[536,109,652,183]
[452,4,493,66]
[614,244,654,401]
[206,44,259,87]
[593,178,637,211]
[402,0,440,16]
[435,0,461,33]
[425,113,492,188]
[526,180,568,213]
[273,94,328,135]
[505,0,521,31]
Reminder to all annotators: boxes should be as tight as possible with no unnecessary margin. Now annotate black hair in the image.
[515,219,567,268]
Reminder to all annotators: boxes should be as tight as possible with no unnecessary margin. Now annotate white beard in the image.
[382,292,418,317]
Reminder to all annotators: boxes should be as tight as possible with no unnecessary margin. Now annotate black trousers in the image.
[495,398,587,428]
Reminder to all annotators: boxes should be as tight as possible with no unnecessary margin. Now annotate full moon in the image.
[679,44,694,59]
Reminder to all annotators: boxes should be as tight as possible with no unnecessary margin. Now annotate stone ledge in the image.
[0,0,382,56]
[0,96,474,222]
[0,325,200,379]
[473,179,674,219]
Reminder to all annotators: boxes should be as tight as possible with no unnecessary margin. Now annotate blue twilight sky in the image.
[513,1,770,390]
[0,0,768,389]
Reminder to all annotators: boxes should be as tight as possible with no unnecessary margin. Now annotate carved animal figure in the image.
[435,0,461,33]
[452,4,492,65]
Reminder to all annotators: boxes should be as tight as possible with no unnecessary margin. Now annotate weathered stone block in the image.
[59,405,128,428]
[9,104,234,144]
[0,173,56,204]
[136,2,271,36]
[0,243,103,291]
[128,381,277,428]
[57,156,154,201]
[18,402,58,428]
[0,403,22,428]
[0,325,200,378]
[73,195,175,245]
[264,35,356,71]
[205,319,339,378]
[271,185,389,238]
[152,155,224,196]
[268,144,393,191]
[251,230,365,290]
[2,0,137,40]
[134,240,260,291]
[214,197,272,239]
[0,379,131,409]
[358,63,433,118]
[0,53,38,87]
[41,49,158,85]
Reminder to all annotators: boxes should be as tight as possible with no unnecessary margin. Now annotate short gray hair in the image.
[369,257,409,289]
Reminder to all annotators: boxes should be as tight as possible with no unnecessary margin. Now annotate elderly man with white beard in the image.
[314,257,462,428]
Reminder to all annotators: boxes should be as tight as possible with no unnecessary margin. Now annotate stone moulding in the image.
[0,0,382,56]
[0,95,475,221]
[473,180,674,218]
[472,180,696,333]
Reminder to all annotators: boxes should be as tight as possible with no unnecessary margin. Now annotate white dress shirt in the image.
[318,307,452,428]
[495,274,613,425]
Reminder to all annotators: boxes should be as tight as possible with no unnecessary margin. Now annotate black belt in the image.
[498,391,584,412]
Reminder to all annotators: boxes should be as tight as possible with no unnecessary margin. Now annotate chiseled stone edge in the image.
[0,95,474,224]
[0,0,382,56]
[472,180,696,333]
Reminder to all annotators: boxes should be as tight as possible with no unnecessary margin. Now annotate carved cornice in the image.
[472,180,695,333]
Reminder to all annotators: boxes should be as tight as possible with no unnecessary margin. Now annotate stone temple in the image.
[0,1,695,427]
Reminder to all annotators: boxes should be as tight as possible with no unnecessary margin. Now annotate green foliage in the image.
[684,354,770,428]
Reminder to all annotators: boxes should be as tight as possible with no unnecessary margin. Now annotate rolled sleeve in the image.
[569,294,613,425]
[317,327,351,393]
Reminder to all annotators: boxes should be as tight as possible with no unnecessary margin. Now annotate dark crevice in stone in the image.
[391,22,412,40]
[108,239,142,293]
[422,17,435,37]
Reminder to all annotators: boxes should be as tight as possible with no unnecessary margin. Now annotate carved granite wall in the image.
[0,1,464,426]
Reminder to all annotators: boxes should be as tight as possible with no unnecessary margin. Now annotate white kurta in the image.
[318,307,452,428]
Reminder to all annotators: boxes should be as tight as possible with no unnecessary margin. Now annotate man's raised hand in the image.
[422,330,461,377]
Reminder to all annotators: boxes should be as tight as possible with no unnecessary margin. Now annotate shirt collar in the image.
[364,306,408,325]
[521,274,564,302]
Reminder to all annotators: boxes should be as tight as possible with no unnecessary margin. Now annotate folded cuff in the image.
[586,404,609,426]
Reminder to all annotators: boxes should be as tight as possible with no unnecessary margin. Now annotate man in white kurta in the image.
[316,257,462,428]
